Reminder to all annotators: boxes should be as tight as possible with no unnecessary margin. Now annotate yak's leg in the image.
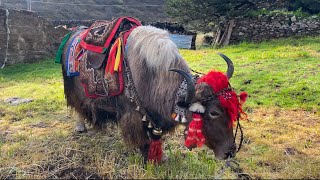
[75,113,87,133]
[119,111,150,161]
[139,143,150,163]
[119,111,169,163]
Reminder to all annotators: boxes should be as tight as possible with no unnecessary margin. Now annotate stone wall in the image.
[230,15,320,44]
[0,8,67,67]
[255,0,289,10]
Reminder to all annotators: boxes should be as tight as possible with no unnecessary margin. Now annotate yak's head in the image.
[170,53,247,160]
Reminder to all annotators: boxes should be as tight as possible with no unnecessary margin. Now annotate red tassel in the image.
[185,113,205,148]
[239,91,248,120]
[148,140,163,163]
[240,92,248,104]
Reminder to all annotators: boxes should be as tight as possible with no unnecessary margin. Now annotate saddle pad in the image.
[86,50,107,69]
[80,16,141,54]
[79,50,121,98]
[66,30,86,76]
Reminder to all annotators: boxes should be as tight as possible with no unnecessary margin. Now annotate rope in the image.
[235,115,244,152]
[216,159,252,179]
[190,68,205,75]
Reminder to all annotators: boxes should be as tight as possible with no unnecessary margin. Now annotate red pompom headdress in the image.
[197,71,248,126]
[185,70,248,148]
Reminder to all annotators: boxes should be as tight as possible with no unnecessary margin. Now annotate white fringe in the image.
[188,102,206,113]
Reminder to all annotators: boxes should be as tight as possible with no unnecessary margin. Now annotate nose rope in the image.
[234,114,244,153]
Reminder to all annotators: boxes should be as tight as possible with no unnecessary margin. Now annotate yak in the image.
[60,25,248,163]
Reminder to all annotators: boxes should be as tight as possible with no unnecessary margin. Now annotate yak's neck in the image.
[128,63,185,119]
[125,26,190,120]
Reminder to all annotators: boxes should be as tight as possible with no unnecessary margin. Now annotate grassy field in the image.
[0,36,319,179]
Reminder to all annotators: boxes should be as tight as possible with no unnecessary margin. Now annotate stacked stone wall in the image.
[230,14,320,44]
[0,8,67,67]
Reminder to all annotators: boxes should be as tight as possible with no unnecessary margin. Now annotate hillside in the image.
[0,0,167,21]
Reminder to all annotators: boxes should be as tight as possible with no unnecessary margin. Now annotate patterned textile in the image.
[66,30,86,76]
[55,31,72,64]
[79,51,108,98]
[80,17,141,53]
[78,17,141,97]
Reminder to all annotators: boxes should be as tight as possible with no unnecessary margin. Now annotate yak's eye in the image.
[209,111,221,119]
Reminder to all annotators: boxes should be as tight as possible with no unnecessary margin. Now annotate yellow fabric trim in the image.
[114,38,122,72]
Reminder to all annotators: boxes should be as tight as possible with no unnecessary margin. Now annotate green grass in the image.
[0,36,320,179]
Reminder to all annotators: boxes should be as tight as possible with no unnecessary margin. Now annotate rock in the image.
[291,16,296,23]
[241,27,248,31]
[5,97,34,106]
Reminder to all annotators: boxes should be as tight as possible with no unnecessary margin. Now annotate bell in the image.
[142,115,147,122]
[181,116,188,123]
[174,115,181,122]
[153,128,162,136]
[148,122,153,128]
[135,106,140,111]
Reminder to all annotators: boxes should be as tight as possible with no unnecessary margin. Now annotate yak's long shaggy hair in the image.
[128,26,182,70]
[126,26,190,120]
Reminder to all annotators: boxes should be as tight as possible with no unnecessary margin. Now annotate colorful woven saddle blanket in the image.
[80,16,141,54]
[78,17,141,97]
[66,29,86,76]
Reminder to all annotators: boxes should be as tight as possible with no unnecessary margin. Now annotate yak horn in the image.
[169,69,195,105]
[217,52,234,79]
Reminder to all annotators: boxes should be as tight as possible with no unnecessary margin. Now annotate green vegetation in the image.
[0,36,319,178]
[247,7,316,17]
[166,0,255,32]
[288,0,320,15]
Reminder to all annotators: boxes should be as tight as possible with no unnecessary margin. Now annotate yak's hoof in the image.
[75,122,87,133]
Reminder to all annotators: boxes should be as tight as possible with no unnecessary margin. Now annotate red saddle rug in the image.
[78,17,141,98]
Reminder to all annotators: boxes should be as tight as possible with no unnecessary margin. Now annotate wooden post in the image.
[214,29,221,46]
[222,19,235,46]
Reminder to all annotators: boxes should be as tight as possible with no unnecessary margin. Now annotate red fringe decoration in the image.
[197,71,248,127]
[239,92,248,120]
[148,140,163,163]
[185,113,205,148]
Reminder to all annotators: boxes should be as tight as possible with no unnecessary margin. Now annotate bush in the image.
[288,0,320,14]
